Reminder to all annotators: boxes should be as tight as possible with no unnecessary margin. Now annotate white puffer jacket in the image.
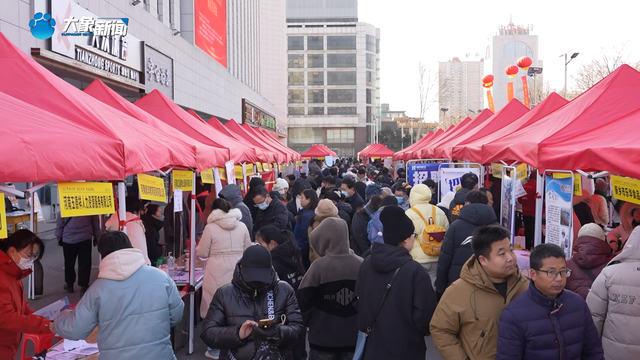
[587,226,640,360]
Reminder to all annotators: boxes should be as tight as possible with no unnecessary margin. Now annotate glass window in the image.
[328,107,357,115]
[308,107,325,115]
[288,54,304,68]
[288,89,304,104]
[288,107,304,115]
[307,54,324,68]
[288,36,304,50]
[326,129,354,143]
[327,54,356,68]
[328,89,356,103]
[307,71,324,86]
[308,89,324,103]
[366,106,372,123]
[366,53,375,69]
[366,35,376,52]
[366,71,374,86]
[327,36,356,50]
[289,127,323,144]
[500,41,533,58]
[328,71,357,85]
[366,89,373,104]
[307,36,323,50]
[288,71,304,86]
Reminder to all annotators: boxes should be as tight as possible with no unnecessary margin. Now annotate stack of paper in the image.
[45,339,99,359]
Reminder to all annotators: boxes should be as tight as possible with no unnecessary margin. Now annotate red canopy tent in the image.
[434,100,530,159]
[224,120,285,164]
[360,143,395,158]
[454,92,568,163]
[0,33,197,174]
[358,144,375,158]
[415,109,493,159]
[84,80,228,169]
[301,145,335,158]
[135,90,258,164]
[241,124,300,162]
[395,127,449,161]
[0,92,128,182]
[483,65,640,167]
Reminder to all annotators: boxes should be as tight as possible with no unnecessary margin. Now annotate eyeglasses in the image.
[534,268,572,278]
[20,250,38,261]
[412,233,418,239]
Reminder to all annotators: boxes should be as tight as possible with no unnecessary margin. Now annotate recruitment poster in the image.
[406,162,440,187]
[545,173,574,259]
[172,170,194,191]
[137,174,167,202]
[200,168,215,184]
[57,182,115,218]
[611,175,640,205]
[500,166,516,243]
[439,167,481,201]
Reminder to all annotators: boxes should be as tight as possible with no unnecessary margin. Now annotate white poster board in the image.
[173,190,183,213]
[439,167,481,201]
[500,166,516,243]
[545,173,574,259]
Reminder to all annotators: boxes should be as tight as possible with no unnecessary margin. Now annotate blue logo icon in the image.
[29,12,56,40]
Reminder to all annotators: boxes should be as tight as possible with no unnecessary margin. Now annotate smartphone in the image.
[258,319,273,330]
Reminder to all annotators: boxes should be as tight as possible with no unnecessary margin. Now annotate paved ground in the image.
[24,221,444,360]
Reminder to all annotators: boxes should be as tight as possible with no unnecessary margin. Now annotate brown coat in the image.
[307,213,339,263]
[430,255,529,360]
[566,235,612,299]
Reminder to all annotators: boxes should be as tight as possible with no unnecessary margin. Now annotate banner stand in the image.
[534,171,544,247]
[500,166,517,244]
[544,170,575,259]
[437,162,484,204]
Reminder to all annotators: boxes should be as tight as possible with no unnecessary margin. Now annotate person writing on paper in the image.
[53,231,184,360]
[0,230,53,359]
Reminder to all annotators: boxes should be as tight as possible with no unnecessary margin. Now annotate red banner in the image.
[521,76,530,109]
[195,0,227,67]
[507,82,514,103]
[260,171,276,192]
[486,90,495,113]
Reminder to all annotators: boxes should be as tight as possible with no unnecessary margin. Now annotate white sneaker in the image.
[205,349,220,359]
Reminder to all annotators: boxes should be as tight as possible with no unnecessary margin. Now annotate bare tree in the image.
[416,62,440,142]
[571,43,640,93]
[528,79,555,105]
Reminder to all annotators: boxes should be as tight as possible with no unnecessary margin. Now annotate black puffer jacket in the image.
[219,184,254,238]
[350,206,374,256]
[244,177,266,221]
[435,203,497,299]
[254,199,291,238]
[336,202,353,234]
[448,188,471,223]
[201,263,304,360]
[271,241,305,291]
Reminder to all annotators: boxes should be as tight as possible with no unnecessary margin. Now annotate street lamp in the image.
[440,107,448,127]
[560,52,579,97]
[527,66,543,104]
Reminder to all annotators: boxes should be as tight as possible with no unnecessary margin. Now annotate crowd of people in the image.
[2,158,640,360]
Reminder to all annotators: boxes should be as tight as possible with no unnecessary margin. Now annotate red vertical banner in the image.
[521,76,530,108]
[507,82,515,103]
[261,171,276,192]
[486,90,495,113]
[194,0,228,67]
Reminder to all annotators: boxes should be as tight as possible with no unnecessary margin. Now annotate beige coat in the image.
[406,184,450,264]
[196,208,251,318]
[105,212,150,266]
[587,227,640,360]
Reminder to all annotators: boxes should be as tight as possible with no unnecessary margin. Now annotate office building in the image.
[438,57,485,128]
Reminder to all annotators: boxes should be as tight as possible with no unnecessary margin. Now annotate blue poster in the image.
[500,167,516,243]
[407,163,441,187]
[545,174,574,259]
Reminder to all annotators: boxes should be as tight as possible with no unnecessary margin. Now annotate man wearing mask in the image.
[340,177,364,216]
[497,244,604,360]
[393,186,410,211]
[430,225,529,360]
[252,186,290,237]
[287,179,312,216]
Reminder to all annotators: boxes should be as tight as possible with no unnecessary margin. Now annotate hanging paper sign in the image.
[0,194,7,239]
[507,82,515,102]
[57,182,115,218]
[137,174,167,202]
[173,189,183,212]
[486,90,495,113]
[235,165,244,179]
[246,165,255,176]
[439,167,481,201]
[407,163,440,187]
[256,163,264,172]
[225,161,235,185]
[611,175,640,205]
[515,179,527,198]
[213,168,223,196]
[200,168,215,184]
[384,158,393,168]
[573,174,582,196]
[296,161,302,166]
[219,168,227,181]
[491,163,527,181]
[500,166,517,243]
[522,76,530,109]
[545,173,574,259]
[172,170,193,191]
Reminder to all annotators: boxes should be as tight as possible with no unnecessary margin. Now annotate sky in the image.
[358,0,640,122]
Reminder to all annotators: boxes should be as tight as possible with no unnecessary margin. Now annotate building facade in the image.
[485,21,540,111]
[285,0,380,157]
[438,57,484,128]
[1,0,288,141]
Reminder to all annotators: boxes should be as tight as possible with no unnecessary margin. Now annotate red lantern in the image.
[505,65,519,78]
[482,74,494,84]
[482,82,493,88]
[517,56,533,71]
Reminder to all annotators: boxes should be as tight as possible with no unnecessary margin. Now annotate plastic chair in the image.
[19,303,77,359]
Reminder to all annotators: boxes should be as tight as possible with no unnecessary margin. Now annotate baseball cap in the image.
[240,245,273,284]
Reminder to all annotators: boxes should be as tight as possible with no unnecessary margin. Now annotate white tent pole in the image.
[28,184,35,300]
[117,182,127,233]
[188,171,197,355]
[534,171,544,247]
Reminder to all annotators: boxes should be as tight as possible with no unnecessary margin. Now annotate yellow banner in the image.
[235,165,244,180]
[0,194,7,239]
[262,163,271,171]
[173,170,193,191]
[611,175,640,205]
[57,182,115,218]
[137,174,167,202]
[491,163,527,181]
[574,174,582,196]
[515,163,527,181]
[200,168,215,184]
[256,163,264,172]
[246,166,255,176]
[296,161,302,166]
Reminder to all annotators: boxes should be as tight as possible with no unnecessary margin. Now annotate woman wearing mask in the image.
[141,204,164,267]
[0,230,52,359]
[294,190,319,268]
[351,195,383,256]
[196,199,252,359]
[255,226,306,291]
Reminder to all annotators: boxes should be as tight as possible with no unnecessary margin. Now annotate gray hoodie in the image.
[218,184,253,237]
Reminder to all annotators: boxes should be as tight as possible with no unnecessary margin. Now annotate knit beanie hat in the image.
[365,183,383,200]
[577,223,605,240]
[276,178,289,190]
[380,206,415,246]
[315,199,339,218]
